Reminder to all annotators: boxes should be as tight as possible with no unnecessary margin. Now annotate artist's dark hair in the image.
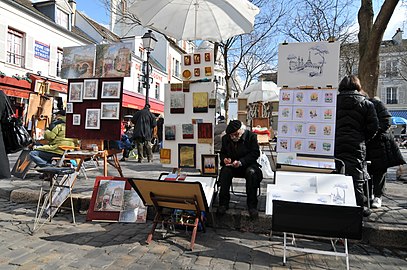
[338,75,363,93]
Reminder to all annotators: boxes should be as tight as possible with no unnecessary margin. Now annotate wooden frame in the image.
[128,178,209,250]
[201,154,218,176]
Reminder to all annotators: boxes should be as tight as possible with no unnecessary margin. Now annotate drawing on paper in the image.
[286,44,329,78]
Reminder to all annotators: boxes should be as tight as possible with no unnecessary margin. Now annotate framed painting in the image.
[66,102,73,113]
[160,148,171,164]
[93,179,125,212]
[83,79,98,100]
[101,102,120,120]
[101,81,121,99]
[118,189,147,223]
[204,52,211,62]
[170,92,185,114]
[72,114,81,125]
[193,92,208,113]
[68,82,83,102]
[165,125,176,140]
[85,109,101,129]
[201,154,218,176]
[178,144,196,169]
[193,53,201,64]
[198,123,213,144]
[183,55,192,66]
[182,123,194,139]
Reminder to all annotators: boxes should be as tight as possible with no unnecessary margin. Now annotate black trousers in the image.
[218,164,262,209]
[368,167,387,197]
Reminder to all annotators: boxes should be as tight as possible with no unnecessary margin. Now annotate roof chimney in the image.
[68,0,76,27]
[392,28,403,45]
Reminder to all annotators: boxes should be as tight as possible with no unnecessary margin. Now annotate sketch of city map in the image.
[277,41,340,88]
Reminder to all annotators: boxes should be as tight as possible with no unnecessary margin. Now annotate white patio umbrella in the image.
[246,81,280,103]
[128,0,260,42]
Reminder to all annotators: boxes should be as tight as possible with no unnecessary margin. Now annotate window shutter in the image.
[25,35,34,70]
[0,24,6,62]
[49,45,57,77]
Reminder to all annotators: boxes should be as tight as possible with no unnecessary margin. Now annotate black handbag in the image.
[1,95,33,154]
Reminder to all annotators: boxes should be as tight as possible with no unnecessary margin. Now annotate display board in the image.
[181,50,214,82]
[265,171,356,215]
[65,77,123,140]
[161,81,216,169]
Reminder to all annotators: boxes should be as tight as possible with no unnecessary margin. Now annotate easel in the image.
[128,179,209,250]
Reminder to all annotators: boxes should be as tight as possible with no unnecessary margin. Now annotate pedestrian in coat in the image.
[334,75,379,217]
[0,91,11,179]
[217,120,263,219]
[131,104,157,163]
[367,97,406,208]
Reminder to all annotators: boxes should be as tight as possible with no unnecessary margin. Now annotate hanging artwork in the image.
[83,79,98,100]
[66,103,73,113]
[118,190,147,223]
[72,114,81,125]
[95,42,132,77]
[165,125,176,140]
[101,81,121,99]
[197,123,213,144]
[160,148,171,164]
[68,82,83,102]
[201,154,218,176]
[85,109,101,129]
[208,98,216,108]
[170,83,183,91]
[193,92,208,113]
[101,102,120,120]
[170,92,185,113]
[178,144,196,168]
[61,45,96,79]
[182,124,194,139]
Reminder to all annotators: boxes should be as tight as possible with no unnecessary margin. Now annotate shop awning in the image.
[122,90,164,114]
[389,110,407,119]
[0,86,31,99]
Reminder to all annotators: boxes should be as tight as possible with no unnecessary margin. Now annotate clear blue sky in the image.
[76,0,110,26]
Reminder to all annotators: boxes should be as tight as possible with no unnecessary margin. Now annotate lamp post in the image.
[141,30,157,106]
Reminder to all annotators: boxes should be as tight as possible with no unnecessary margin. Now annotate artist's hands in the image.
[224,158,241,168]
[224,158,232,166]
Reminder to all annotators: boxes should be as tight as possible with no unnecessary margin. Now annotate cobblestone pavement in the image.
[1,198,407,269]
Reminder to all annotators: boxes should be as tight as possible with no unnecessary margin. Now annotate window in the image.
[174,60,180,77]
[7,28,24,67]
[385,60,398,77]
[138,75,143,93]
[139,47,145,59]
[56,8,69,29]
[56,48,63,77]
[155,83,160,99]
[386,87,398,104]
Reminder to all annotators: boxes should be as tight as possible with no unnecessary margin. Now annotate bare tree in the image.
[358,0,399,97]
[282,0,358,43]
[219,0,287,120]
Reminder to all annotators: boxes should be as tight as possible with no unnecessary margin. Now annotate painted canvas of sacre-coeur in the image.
[277,41,340,88]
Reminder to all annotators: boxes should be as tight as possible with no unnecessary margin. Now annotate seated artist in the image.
[217,120,263,219]
[29,110,79,167]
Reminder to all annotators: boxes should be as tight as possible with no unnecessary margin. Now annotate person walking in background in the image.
[367,97,406,208]
[156,114,164,149]
[214,115,227,152]
[335,75,378,217]
[0,90,11,179]
[120,120,134,161]
[217,120,263,219]
[131,104,157,163]
[29,110,79,167]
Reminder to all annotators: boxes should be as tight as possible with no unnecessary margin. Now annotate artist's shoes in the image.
[137,159,142,163]
[248,208,259,219]
[371,197,382,209]
[363,207,372,217]
[217,205,228,215]
[120,157,126,162]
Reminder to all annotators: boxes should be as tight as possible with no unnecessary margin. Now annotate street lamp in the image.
[141,30,157,106]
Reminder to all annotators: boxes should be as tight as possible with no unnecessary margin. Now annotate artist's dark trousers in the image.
[218,165,262,209]
[368,169,387,197]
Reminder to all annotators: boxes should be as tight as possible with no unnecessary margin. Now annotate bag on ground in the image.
[257,151,273,179]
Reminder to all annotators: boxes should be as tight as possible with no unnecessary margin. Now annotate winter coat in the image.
[35,116,79,155]
[334,90,378,181]
[131,108,157,141]
[366,98,400,171]
[0,91,11,178]
[220,130,260,168]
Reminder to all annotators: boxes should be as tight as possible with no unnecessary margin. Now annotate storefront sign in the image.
[34,41,50,62]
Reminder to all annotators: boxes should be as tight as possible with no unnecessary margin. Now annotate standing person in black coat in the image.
[131,104,157,163]
[217,120,263,219]
[335,75,378,217]
[0,91,11,179]
[367,97,406,208]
